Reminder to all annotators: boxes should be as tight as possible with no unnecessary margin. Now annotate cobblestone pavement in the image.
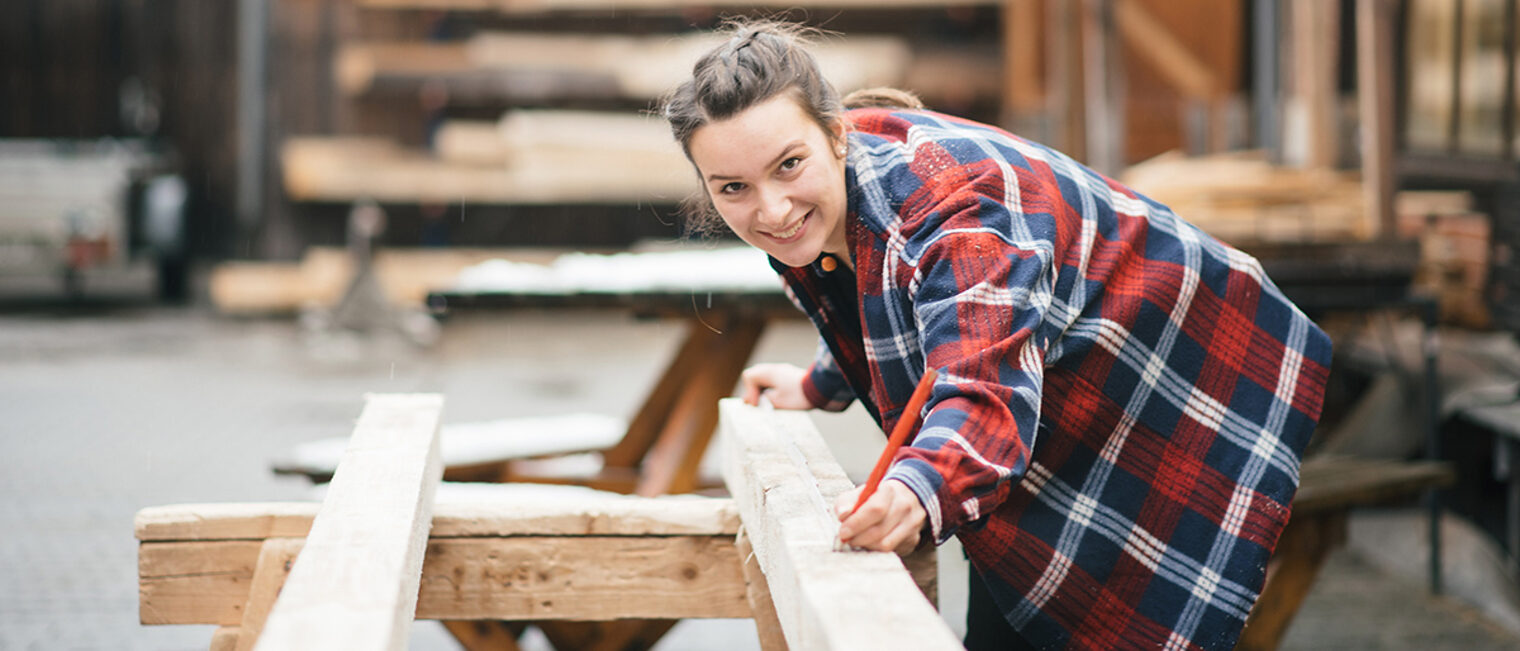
[2,300,1518,650]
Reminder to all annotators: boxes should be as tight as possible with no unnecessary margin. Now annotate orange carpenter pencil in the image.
[850,367,939,515]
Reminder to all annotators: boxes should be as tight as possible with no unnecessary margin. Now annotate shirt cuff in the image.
[885,459,953,544]
[803,363,855,412]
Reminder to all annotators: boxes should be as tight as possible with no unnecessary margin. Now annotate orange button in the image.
[820,256,838,272]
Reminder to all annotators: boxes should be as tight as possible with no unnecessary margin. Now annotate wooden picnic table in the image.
[1239,455,1455,650]
[426,283,802,496]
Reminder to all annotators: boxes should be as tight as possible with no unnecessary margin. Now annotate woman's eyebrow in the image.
[706,140,806,182]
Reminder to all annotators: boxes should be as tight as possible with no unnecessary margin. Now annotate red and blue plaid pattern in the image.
[775,108,1331,649]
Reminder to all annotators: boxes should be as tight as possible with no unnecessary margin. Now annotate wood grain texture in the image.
[234,538,305,651]
[252,394,445,651]
[719,399,961,650]
[737,528,790,651]
[140,535,749,625]
[136,494,739,541]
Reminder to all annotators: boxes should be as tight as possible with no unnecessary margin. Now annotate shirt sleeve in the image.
[802,339,856,412]
[883,211,1057,543]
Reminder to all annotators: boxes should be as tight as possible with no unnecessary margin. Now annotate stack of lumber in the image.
[283,109,695,204]
[1396,190,1491,328]
[1120,150,1369,244]
[208,247,559,315]
[337,31,912,101]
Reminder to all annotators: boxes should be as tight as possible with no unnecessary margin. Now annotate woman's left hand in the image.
[835,478,927,556]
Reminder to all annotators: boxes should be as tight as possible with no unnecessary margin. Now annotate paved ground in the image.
[2,289,1519,649]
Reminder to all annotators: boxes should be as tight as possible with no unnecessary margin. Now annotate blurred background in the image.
[6,0,1520,649]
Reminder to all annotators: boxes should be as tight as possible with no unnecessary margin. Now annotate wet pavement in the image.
[2,292,1518,650]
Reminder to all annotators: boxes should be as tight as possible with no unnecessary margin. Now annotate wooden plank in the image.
[414,536,748,620]
[210,626,240,651]
[340,32,910,101]
[1001,0,1044,115]
[136,494,740,541]
[1358,0,1398,239]
[208,247,569,316]
[1286,0,1341,169]
[280,135,696,205]
[737,528,790,651]
[1292,457,1454,515]
[252,393,444,651]
[719,399,962,650]
[1114,0,1220,101]
[139,540,264,626]
[1238,512,1347,650]
[234,538,305,651]
[635,315,766,496]
[140,535,750,625]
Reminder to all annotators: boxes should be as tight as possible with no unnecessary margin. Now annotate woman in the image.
[663,20,1331,650]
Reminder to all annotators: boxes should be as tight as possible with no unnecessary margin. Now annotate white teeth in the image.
[771,217,805,239]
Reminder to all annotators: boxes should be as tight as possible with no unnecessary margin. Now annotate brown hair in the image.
[661,18,922,237]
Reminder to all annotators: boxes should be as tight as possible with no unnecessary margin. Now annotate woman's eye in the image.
[779,157,802,171]
[720,182,745,194]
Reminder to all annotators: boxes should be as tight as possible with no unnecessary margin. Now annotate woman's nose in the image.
[755,187,792,226]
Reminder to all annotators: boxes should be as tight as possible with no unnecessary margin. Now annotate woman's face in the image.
[687,94,849,268]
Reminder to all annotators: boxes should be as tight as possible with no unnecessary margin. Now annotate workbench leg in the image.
[226,537,304,651]
[1421,298,1443,594]
[603,319,720,471]
[441,620,525,651]
[737,528,789,651]
[1507,438,1520,580]
[636,315,766,496]
[209,626,239,651]
[536,620,678,651]
[1238,512,1346,651]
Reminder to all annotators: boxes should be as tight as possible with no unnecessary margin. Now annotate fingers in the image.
[740,373,763,406]
[835,480,925,555]
[739,363,810,410]
[739,365,776,406]
[834,485,864,521]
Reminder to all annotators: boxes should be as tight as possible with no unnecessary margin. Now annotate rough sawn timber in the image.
[719,398,961,650]
[252,393,445,651]
[136,494,749,627]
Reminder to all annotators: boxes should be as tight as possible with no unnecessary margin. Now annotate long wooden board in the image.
[136,494,740,541]
[137,496,747,626]
[718,399,961,650]
[252,394,445,651]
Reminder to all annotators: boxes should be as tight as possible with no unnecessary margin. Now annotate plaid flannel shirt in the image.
[772,108,1331,650]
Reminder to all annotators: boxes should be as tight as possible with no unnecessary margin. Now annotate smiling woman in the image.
[660,18,1333,651]
[686,96,850,269]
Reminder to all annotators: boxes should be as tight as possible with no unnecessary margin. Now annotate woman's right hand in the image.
[739,363,812,410]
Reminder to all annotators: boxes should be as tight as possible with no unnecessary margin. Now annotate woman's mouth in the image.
[764,211,810,243]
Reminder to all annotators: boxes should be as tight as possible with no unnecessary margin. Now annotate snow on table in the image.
[450,246,781,295]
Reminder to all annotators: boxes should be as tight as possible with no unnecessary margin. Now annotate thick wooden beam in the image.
[137,496,747,626]
[737,528,790,651]
[1358,0,1398,240]
[1114,0,1220,101]
[136,493,740,541]
[234,538,305,651]
[140,535,749,625]
[252,393,445,651]
[718,399,961,650]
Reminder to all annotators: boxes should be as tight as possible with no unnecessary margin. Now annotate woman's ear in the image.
[830,120,848,159]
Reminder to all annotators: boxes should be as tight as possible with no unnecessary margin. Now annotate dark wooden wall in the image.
[1,0,241,259]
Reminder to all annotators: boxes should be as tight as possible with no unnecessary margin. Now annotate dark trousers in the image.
[964,566,1039,651]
